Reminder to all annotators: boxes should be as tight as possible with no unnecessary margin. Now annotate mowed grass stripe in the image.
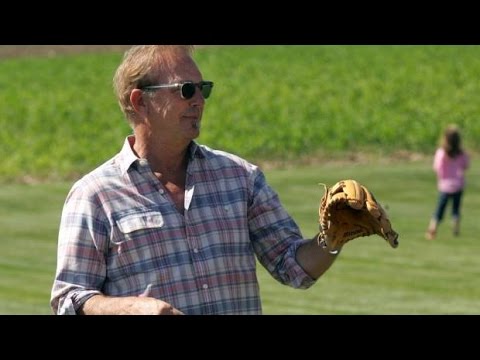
[2,162,480,314]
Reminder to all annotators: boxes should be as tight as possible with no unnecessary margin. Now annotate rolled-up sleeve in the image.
[52,285,101,315]
[248,168,316,289]
[51,182,108,315]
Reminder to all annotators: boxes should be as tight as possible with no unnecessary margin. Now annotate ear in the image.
[130,88,148,115]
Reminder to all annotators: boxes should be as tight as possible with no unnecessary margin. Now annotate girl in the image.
[426,125,469,240]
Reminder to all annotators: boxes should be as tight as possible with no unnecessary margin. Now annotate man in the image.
[51,45,339,315]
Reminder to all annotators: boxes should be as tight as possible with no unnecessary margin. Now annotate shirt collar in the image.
[118,135,140,175]
[188,140,206,160]
[118,135,206,175]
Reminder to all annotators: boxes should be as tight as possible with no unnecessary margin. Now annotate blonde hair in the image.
[440,124,463,158]
[113,45,195,122]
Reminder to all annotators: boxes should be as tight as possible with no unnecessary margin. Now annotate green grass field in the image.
[1,45,480,314]
[1,160,479,314]
[2,45,480,181]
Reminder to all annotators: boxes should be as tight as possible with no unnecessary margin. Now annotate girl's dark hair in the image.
[441,124,463,158]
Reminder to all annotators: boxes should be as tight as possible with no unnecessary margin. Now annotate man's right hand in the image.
[78,294,184,315]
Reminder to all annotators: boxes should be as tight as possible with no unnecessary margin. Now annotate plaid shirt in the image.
[51,136,315,315]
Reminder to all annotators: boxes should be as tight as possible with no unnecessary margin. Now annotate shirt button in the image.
[159,189,165,195]
[202,284,208,289]
[224,206,229,212]
[193,248,199,253]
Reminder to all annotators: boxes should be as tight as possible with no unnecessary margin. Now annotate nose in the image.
[189,87,205,107]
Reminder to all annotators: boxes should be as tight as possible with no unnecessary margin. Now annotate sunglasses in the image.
[141,81,214,100]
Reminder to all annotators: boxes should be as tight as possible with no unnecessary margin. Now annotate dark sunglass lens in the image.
[201,83,213,99]
[181,83,196,99]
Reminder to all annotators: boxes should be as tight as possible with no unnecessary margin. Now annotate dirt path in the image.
[0,45,214,59]
[0,45,132,59]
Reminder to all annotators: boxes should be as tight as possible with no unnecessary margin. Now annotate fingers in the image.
[362,186,381,218]
[161,305,184,315]
[154,299,185,315]
[386,229,399,248]
[171,308,185,315]
[138,283,153,297]
[327,180,365,210]
[362,185,400,248]
[380,216,399,248]
[138,286,186,314]
[342,179,364,209]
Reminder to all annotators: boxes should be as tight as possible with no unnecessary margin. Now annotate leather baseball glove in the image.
[318,179,399,253]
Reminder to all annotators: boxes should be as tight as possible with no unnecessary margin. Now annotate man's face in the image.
[145,56,207,143]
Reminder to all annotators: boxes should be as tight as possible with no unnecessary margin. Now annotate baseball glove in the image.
[318,179,399,253]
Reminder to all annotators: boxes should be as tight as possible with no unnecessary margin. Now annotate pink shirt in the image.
[433,148,469,193]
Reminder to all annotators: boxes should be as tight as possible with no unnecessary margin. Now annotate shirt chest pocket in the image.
[108,211,165,277]
[112,211,165,245]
